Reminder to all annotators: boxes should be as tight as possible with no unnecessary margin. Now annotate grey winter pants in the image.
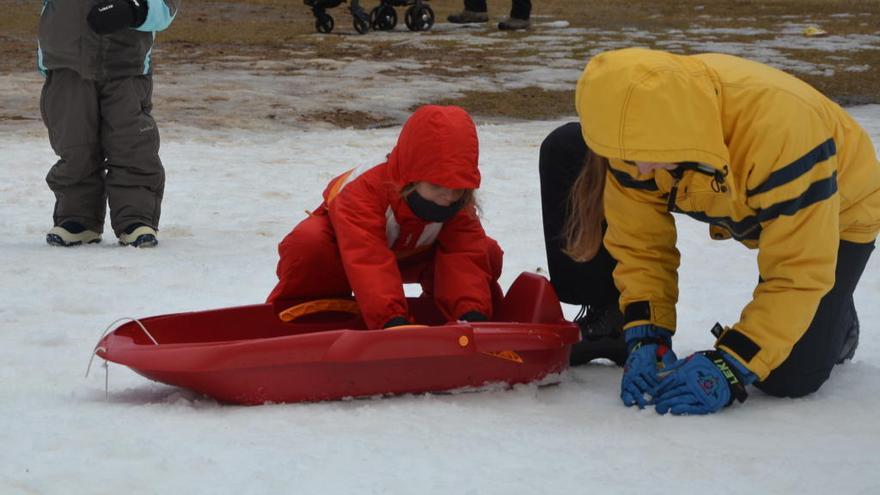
[40,68,164,236]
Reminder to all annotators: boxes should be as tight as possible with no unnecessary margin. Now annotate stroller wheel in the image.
[404,5,434,32]
[353,12,370,34]
[370,5,397,31]
[315,13,334,33]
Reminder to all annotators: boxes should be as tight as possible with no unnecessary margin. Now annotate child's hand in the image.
[458,311,488,322]
[87,0,149,35]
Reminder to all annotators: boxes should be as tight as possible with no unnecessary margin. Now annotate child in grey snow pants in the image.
[38,0,180,247]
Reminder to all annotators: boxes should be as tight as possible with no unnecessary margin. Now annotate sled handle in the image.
[278,298,360,322]
[86,317,158,378]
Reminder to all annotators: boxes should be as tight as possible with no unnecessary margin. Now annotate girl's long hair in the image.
[563,150,608,262]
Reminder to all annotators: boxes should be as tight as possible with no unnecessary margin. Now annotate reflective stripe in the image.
[37,44,47,76]
[747,138,836,197]
[325,170,355,203]
[415,223,442,247]
[326,163,373,204]
[327,164,373,203]
[37,0,47,75]
[142,33,155,74]
[384,207,399,248]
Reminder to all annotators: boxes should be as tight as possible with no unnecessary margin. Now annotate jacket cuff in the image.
[621,300,676,332]
[715,325,770,380]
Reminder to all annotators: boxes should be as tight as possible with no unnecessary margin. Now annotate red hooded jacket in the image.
[316,105,496,329]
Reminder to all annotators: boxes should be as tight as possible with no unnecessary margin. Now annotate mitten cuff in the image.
[719,350,758,385]
[623,324,672,346]
[701,350,755,405]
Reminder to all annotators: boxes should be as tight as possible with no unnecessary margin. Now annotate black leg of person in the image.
[755,240,874,397]
[539,122,627,366]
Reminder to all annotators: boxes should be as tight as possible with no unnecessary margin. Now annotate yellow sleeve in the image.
[603,162,680,332]
[717,113,840,379]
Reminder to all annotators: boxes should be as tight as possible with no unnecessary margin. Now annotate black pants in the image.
[464,0,531,19]
[538,122,618,308]
[539,122,875,397]
[757,240,874,397]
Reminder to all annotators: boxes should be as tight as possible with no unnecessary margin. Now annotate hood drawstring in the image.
[710,165,729,193]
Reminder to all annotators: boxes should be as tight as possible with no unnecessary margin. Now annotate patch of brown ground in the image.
[428,87,576,120]
[304,108,397,128]
[3,0,879,127]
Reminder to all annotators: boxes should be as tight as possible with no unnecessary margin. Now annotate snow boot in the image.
[447,10,488,23]
[118,223,158,248]
[498,17,530,30]
[569,304,627,366]
[46,221,101,247]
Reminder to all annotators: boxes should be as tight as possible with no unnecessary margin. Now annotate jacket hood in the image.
[575,48,729,171]
[387,105,481,189]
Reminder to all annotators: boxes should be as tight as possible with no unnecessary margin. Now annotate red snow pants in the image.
[266,213,504,318]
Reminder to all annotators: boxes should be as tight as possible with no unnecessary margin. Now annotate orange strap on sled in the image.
[385,324,429,331]
[278,299,361,322]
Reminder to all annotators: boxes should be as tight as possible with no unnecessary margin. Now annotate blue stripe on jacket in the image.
[143,33,156,74]
[677,210,763,241]
[674,174,837,240]
[37,46,47,76]
[756,172,838,223]
[609,168,659,191]
[137,0,176,32]
[37,1,48,76]
[747,138,837,197]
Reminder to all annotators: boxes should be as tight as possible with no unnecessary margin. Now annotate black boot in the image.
[837,305,859,364]
[570,305,627,366]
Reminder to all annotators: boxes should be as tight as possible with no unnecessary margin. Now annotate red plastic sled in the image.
[93,272,579,404]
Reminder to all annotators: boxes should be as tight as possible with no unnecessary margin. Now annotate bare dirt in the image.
[2,0,878,129]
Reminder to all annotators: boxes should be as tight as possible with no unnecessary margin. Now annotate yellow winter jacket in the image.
[576,48,880,379]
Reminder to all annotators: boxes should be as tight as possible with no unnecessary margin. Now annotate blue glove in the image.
[653,350,757,415]
[620,325,677,408]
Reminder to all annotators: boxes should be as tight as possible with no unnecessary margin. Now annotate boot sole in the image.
[119,234,158,248]
[46,234,102,247]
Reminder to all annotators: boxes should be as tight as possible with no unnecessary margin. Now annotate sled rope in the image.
[85,317,158,379]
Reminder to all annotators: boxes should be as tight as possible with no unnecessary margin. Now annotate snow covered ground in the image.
[1,106,879,493]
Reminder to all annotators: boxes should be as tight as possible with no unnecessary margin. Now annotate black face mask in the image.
[406,191,464,223]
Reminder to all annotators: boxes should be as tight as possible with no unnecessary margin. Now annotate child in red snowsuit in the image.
[267,105,504,329]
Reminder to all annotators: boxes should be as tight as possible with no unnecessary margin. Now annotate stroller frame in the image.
[304,0,434,34]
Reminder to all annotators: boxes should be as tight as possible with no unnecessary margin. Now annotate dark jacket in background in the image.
[38,0,180,80]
